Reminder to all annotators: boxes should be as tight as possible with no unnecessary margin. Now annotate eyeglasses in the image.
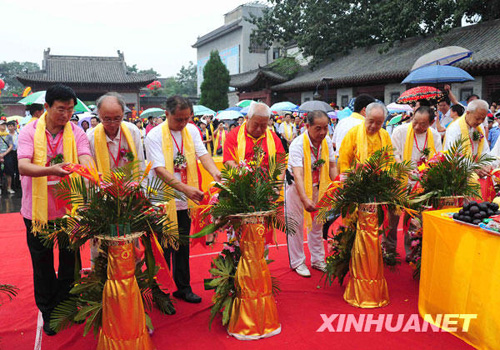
[102,119,122,124]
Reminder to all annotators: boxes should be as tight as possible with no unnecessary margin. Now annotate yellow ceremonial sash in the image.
[32,112,79,233]
[161,122,199,228]
[203,128,212,155]
[355,123,391,162]
[94,122,138,177]
[303,133,330,229]
[236,124,276,162]
[283,122,293,140]
[403,124,436,162]
[350,112,364,121]
[213,129,226,156]
[458,115,484,156]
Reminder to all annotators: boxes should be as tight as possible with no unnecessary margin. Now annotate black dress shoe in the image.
[173,291,202,303]
[43,322,57,336]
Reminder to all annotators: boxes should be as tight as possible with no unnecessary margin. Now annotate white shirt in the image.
[87,121,145,171]
[444,120,490,157]
[391,123,442,166]
[440,109,452,128]
[279,122,296,140]
[332,115,363,157]
[145,122,207,210]
[288,132,335,173]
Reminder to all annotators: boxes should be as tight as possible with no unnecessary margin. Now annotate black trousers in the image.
[24,218,79,323]
[163,210,192,294]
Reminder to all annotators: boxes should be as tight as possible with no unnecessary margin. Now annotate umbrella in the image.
[396,86,443,104]
[215,110,243,120]
[225,106,242,112]
[21,115,33,125]
[193,105,215,116]
[387,114,403,126]
[140,108,165,119]
[236,100,253,108]
[411,46,473,71]
[270,101,298,111]
[240,106,250,115]
[386,102,413,113]
[76,112,95,128]
[337,108,353,120]
[402,65,474,84]
[6,115,23,123]
[299,100,333,112]
[327,111,338,119]
[18,91,90,112]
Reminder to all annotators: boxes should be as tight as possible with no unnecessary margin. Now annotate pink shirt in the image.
[18,120,91,220]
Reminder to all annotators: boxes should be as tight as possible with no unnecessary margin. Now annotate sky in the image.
[0,0,252,77]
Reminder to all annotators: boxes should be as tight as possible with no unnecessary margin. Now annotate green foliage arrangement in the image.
[0,284,18,306]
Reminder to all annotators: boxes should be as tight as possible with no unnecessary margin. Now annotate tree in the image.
[249,0,500,68]
[199,51,229,111]
[0,61,40,95]
[126,64,159,78]
[175,61,197,96]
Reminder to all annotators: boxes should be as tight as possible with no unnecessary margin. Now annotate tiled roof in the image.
[192,20,242,48]
[230,67,288,88]
[272,19,500,91]
[17,52,155,85]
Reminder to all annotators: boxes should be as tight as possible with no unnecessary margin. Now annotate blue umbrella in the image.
[225,106,242,112]
[193,105,216,116]
[402,65,474,84]
[240,106,250,115]
[270,101,298,111]
[337,108,352,120]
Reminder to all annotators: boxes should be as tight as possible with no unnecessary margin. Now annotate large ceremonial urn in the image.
[226,212,281,340]
[193,148,286,339]
[343,203,389,308]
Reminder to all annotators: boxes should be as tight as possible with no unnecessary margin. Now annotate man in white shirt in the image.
[444,99,491,177]
[286,110,337,277]
[87,93,145,172]
[145,95,221,303]
[279,113,296,146]
[437,98,452,128]
[332,94,375,157]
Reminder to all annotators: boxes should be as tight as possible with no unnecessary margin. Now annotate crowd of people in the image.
[11,83,499,336]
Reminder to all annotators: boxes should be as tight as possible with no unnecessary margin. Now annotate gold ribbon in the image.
[355,122,391,163]
[303,133,330,230]
[458,115,484,156]
[32,112,78,233]
[403,123,436,162]
[94,122,138,177]
[213,129,226,156]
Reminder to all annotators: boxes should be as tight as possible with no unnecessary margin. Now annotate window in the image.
[341,95,349,108]
[390,92,400,103]
[249,41,266,54]
[460,88,474,102]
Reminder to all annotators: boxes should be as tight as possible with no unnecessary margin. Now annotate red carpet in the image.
[0,213,471,349]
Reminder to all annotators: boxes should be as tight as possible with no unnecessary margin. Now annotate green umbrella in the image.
[193,105,216,116]
[236,100,253,108]
[387,114,402,126]
[18,91,90,112]
[140,108,165,119]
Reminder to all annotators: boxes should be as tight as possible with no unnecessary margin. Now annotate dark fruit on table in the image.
[490,203,499,211]
[459,215,465,221]
[469,206,480,214]
[473,213,483,219]
[459,209,464,215]
[487,209,494,216]
[463,215,472,223]
[453,213,460,220]
[472,219,482,225]
[479,203,489,211]
[479,211,487,218]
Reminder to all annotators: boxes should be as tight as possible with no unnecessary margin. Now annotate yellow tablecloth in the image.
[198,156,224,192]
[419,209,500,350]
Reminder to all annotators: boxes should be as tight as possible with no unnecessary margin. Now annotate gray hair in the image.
[365,102,387,118]
[96,92,126,112]
[467,99,489,113]
[247,101,271,119]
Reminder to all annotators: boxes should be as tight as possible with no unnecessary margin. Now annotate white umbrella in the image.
[386,102,413,113]
[215,110,243,120]
[411,46,473,71]
[299,100,333,112]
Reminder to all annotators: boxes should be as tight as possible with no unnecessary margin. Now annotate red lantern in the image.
[0,79,5,90]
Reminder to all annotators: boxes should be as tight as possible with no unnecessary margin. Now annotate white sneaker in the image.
[312,261,327,272]
[294,264,311,277]
[7,189,15,194]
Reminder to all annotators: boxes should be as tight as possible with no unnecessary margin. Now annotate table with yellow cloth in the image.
[198,156,224,191]
[419,209,500,350]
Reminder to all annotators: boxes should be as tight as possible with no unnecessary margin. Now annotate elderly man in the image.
[87,92,145,176]
[391,106,442,261]
[286,110,337,277]
[338,102,392,173]
[332,94,375,158]
[223,101,285,168]
[279,113,296,147]
[444,99,491,177]
[18,84,93,335]
[145,95,221,304]
[392,106,442,166]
